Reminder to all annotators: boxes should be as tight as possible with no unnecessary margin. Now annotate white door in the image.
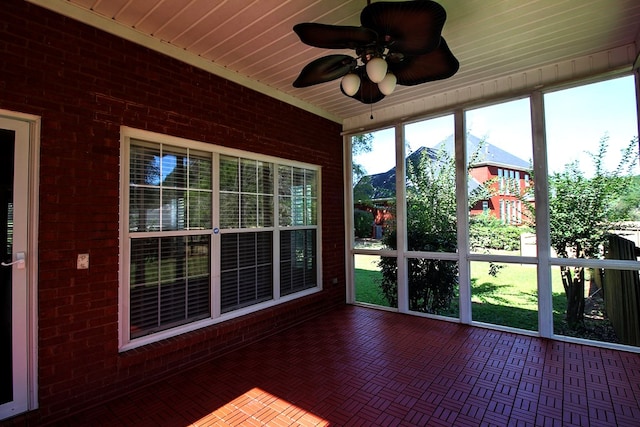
[0,116,32,420]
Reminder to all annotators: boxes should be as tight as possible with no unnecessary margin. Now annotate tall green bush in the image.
[378,145,458,313]
[354,209,373,238]
[469,213,533,251]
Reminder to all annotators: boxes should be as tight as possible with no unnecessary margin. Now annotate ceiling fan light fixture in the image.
[365,57,388,83]
[378,72,397,95]
[341,73,361,96]
[292,1,458,105]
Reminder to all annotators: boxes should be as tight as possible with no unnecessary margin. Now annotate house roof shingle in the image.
[355,134,530,201]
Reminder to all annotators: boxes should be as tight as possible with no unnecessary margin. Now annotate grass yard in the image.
[355,255,570,332]
[354,254,393,307]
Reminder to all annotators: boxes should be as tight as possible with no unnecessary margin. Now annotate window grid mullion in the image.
[125,136,319,348]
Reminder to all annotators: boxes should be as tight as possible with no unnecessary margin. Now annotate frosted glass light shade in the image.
[366,57,388,83]
[341,73,361,96]
[378,73,397,95]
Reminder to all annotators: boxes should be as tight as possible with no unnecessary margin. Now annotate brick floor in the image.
[12,306,640,426]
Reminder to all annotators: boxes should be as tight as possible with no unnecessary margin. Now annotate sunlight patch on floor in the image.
[192,387,330,426]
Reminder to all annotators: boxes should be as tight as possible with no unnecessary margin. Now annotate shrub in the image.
[354,209,374,238]
[469,213,532,251]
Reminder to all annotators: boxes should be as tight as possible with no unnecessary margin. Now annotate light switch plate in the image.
[77,253,89,269]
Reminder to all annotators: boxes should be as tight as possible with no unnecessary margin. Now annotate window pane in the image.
[306,169,317,198]
[545,76,639,344]
[278,166,317,226]
[220,193,239,228]
[162,146,188,189]
[279,197,292,227]
[280,230,317,296]
[130,143,160,187]
[545,77,639,259]
[188,190,212,229]
[465,99,534,255]
[355,254,397,308]
[404,116,457,253]
[241,159,257,193]
[162,189,186,231]
[257,161,274,194]
[130,235,211,338]
[241,194,258,228]
[258,194,274,228]
[220,232,273,312]
[130,141,213,232]
[552,264,640,348]
[189,150,212,189]
[220,156,239,192]
[129,186,160,232]
[221,156,275,229]
[471,261,538,330]
[407,258,459,318]
[352,128,396,248]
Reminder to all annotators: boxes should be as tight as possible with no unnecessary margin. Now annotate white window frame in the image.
[119,127,322,351]
[345,73,640,353]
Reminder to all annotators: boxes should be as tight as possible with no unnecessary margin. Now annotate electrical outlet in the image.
[77,253,89,269]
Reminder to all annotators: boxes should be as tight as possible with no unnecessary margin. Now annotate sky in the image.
[354,75,639,177]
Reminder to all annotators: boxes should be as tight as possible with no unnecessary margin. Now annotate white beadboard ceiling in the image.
[26,0,640,126]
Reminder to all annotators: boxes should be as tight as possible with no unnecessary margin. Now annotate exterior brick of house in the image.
[1,0,345,423]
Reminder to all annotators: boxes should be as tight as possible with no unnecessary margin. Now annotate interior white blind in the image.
[128,140,213,338]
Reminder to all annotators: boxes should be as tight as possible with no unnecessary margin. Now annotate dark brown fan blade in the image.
[341,70,385,104]
[293,55,357,88]
[389,38,459,86]
[293,23,377,49]
[360,0,446,55]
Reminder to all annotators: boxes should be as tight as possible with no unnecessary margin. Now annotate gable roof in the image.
[435,134,531,169]
[354,134,529,201]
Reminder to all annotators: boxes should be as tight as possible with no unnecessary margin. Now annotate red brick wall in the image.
[1,0,345,422]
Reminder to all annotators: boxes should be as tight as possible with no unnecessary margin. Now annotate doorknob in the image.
[1,252,25,269]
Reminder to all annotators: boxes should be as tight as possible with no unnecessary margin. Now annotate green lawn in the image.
[354,254,393,307]
[355,255,568,331]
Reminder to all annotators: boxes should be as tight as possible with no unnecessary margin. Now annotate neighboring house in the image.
[445,134,534,225]
[354,134,532,236]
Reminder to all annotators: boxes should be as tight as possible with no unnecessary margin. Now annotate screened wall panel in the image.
[346,73,640,350]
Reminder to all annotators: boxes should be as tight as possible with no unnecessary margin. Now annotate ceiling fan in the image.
[292,0,459,104]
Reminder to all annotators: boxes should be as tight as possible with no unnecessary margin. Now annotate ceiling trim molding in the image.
[25,0,343,124]
[343,44,637,132]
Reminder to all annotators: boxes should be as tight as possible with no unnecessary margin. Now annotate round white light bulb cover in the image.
[366,57,388,83]
[341,73,361,96]
[378,73,397,95]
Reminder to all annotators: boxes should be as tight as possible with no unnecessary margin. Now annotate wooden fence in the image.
[604,234,640,346]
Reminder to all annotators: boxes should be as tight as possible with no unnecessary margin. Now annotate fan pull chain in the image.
[370,104,373,120]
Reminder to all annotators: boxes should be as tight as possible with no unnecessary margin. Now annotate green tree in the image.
[378,144,458,313]
[352,133,373,187]
[376,137,511,312]
[354,208,374,238]
[609,175,640,221]
[549,135,638,328]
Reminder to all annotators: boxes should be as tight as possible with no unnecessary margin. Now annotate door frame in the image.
[0,110,40,419]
